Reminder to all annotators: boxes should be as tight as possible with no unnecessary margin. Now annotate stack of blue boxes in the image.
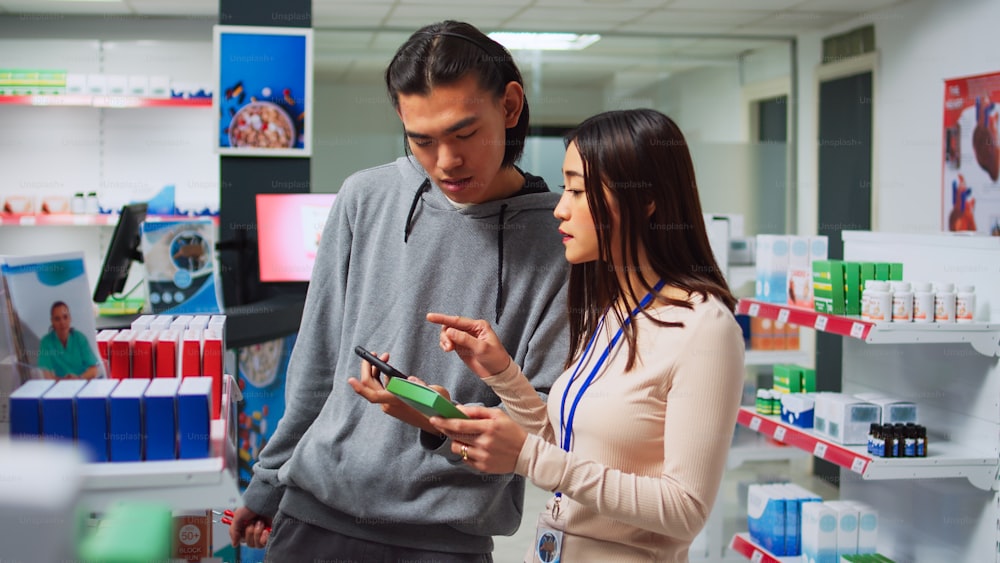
[9,376,213,463]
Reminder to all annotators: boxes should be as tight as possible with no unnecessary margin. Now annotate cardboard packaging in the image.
[173,511,212,561]
[177,376,212,459]
[144,378,181,461]
[10,380,56,438]
[41,380,87,441]
[77,379,119,462]
[802,502,839,563]
[755,235,790,304]
[109,379,149,461]
[814,394,881,445]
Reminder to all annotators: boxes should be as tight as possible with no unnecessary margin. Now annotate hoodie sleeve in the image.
[241,184,356,519]
[516,275,570,399]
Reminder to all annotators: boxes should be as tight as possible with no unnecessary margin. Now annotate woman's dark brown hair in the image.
[564,108,736,371]
[385,20,529,168]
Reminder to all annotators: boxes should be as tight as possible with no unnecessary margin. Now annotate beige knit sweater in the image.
[482,294,744,562]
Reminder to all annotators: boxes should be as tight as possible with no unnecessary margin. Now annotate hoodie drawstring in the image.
[495,204,508,324]
[403,179,431,243]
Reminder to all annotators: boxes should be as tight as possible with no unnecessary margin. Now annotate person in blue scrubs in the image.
[38,301,99,380]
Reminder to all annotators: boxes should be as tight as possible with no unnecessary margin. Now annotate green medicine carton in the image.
[386,377,469,419]
[889,262,904,281]
[845,262,862,315]
[813,260,846,314]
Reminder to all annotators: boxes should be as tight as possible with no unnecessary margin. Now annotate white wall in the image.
[643,64,745,143]
[795,0,1000,235]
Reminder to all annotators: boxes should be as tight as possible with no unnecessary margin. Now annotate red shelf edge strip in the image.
[736,407,871,475]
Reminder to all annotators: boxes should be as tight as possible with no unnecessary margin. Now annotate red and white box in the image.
[131,329,157,379]
[109,330,136,380]
[180,329,203,378]
[156,328,180,378]
[96,329,118,377]
[202,327,224,419]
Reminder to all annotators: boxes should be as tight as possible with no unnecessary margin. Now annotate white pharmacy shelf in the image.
[3,375,242,512]
[79,418,240,512]
[737,407,998,490]
[738,298,999,357]
[727,442,810,470]
[743,350,811,366]
[79,375,242,511]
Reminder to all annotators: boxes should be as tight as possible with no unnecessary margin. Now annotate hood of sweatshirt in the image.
[394,156,558,323]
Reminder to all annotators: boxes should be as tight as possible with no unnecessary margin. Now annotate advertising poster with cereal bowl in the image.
[140,219,223,314]
[214,25,313,157]
[942,71,1000,235]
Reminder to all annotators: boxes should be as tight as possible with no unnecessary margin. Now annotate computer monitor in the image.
[93,203,148,303]
[255,193,336,282]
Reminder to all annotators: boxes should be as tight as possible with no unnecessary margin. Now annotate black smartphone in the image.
[354,345,409,385]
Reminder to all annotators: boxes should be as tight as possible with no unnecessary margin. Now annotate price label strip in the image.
[850,322,866,339]
[749,417,762,432]
[813,442,828,459]
[777,308,790,324]
[773,426,787,442]
[748,303,761,317]
[751,549,764,563]
[851,457,867,474]
[815,315,828,331]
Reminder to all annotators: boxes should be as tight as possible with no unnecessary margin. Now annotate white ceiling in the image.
[0,0,907,88]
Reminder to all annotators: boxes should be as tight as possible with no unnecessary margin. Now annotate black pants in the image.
[263,511,493,563]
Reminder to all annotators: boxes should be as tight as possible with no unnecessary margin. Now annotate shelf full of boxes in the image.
[732,231,1000,562]
[2,313,241,513]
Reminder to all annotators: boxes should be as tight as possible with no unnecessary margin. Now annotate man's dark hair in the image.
[385,20,529,168]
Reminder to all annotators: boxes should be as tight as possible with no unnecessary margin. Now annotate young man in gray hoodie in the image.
[230,21,570,562]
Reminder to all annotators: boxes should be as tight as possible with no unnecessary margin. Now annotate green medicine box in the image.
[889,262,904,281]
[386,377,468,419]
[874,262,890,281]
[845,262,862,315]
[812,260,845,314]
[800,367,816,393]
[773,364,803,393]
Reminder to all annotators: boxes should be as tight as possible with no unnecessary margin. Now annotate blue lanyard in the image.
[558,279,666,454]
[553,280,665,507]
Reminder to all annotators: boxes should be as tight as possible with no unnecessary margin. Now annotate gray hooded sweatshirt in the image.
[242,156,570,554]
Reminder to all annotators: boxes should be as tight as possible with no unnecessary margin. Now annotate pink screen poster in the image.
[256,193,336,282]
[942,71,1000,235]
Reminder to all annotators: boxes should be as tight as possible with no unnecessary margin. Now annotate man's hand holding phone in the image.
[348,346,451,435]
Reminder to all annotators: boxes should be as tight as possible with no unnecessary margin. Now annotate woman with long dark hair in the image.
[428,109,744,562]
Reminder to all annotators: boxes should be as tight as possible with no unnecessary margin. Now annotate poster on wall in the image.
[942,71,1000,235]
[213,25,313,157]
[140,219,223,314]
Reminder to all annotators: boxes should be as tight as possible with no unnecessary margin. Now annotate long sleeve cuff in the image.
[242,477,284,519]
[481,357,522,389]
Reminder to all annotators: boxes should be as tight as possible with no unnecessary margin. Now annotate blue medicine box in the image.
[10,380,56,439]
[144,378,181,461]
[780,393,815,429]
[77,379,119,462]
[747,484,786,555]
[109,379,149,462]
[41,380,87,441]
[177,376,212,459]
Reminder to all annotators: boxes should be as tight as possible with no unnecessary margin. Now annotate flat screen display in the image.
[256,193,336,282]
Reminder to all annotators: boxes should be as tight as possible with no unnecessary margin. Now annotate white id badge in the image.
[532,515,563,563]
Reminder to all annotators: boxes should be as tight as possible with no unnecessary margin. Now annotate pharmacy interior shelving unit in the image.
[0,38,218,292]
[732,231,1000,562]
[690,248,815,562]
[0,374,241,514]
